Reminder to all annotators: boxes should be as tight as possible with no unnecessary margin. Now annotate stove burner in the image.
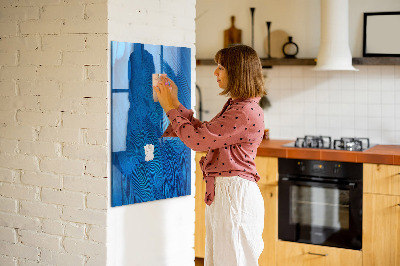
[295,135,332,149]
[333,137,370,151]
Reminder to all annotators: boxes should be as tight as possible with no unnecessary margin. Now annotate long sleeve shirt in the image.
[162,97,265,205]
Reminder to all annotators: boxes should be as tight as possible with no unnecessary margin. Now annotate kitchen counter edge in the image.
[196,140,400,165]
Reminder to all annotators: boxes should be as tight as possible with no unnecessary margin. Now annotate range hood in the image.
[314,0,358,71]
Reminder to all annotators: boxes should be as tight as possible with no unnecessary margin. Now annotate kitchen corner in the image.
[195,141,400,265]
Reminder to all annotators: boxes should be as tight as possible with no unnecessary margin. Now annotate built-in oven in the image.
[278,158,363,250]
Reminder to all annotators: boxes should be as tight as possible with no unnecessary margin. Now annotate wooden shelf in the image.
[196,57,400,67]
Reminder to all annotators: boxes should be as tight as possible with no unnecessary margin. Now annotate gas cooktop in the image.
[282,135,375,151]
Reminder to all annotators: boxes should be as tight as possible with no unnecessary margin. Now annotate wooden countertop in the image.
[256,139,400,165]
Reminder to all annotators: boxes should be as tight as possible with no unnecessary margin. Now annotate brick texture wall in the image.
[0,1,108,265]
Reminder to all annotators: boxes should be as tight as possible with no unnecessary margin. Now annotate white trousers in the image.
[205,176,264,266]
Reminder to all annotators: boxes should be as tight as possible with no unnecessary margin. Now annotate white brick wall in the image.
[0,0,108,265]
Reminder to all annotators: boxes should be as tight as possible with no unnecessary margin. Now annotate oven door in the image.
[278,176,362,250]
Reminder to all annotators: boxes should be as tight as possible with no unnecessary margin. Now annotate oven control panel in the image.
[280,158,362,180]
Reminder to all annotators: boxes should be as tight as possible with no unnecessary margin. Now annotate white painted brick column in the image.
[0,0,108,265]
[107,0,197,265]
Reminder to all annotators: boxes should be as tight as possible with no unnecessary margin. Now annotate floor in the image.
[195,257,204,266]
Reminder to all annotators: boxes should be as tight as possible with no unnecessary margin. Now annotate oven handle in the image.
[280,177,357,189]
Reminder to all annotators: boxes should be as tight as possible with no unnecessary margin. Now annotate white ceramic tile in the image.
[328,75,341,90]
[381,131,396,144]
[395,118,400,131]
[355,128,368,138]
[315,77,329,90]
[292,114,305,127]
[315,70,328,79]
[303,88,316,103]
[291,77,304,90]
[280,114,292,127]
[304,102,316,115]
[292,92,304,103]
[367,129,382,144]
[381,78,395,91]
[304,126,317,135]
[382,104,395,118]
[355,116,368,130]
[354,90,368,104]
[279,126,294,138]
[381,90,395,104]
[316,89,329,103]
[396,130,400,144]
[328,88,341,103]
[291,67,303,78]
[395,78,400,91]
[381,66,395,78]
[368,117,382,131]
[341,89,355,104]
[340,103,355,117]
[329,116,342,129]
[367,91,381,105]
[316,103,329,116]
[279,67,292,78]
[395,66,400,78]
[367,65,381,77]
[341,117,355,129]
[341,128,355,137]
[355,104,368,117]
[381,117,396,131]
[367,76,381,91]
[303,67,316,78]
[316,115,330,128]
[329,103,341,116]
[367,104,382,118]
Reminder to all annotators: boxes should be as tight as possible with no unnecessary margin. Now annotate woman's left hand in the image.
[154,78,175,113]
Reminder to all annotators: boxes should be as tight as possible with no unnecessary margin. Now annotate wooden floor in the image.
[195,257,204,266]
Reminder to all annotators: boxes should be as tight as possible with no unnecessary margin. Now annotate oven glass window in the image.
[290,186,349,230]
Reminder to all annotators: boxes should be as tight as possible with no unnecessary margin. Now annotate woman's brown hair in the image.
[214,44,266,99]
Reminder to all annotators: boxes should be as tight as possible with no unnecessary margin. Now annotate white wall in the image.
[107,1,197,266]
[0,0,108,265]
[196,0,400,145]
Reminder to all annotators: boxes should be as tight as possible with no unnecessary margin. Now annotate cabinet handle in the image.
[307,252,328,256]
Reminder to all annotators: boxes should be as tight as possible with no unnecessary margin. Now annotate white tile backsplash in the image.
[196,65,400,144]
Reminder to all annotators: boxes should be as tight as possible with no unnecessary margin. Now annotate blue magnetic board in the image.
[111,41,191,207]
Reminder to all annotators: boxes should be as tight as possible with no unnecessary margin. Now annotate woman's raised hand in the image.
[153,77,175,113]
[161,76,180,108]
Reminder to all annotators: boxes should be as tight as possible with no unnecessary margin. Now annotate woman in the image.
[154,44,266,266]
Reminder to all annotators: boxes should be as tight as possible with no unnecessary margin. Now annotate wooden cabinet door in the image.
[364,164,400,196]
[363,193,400,266]
[276,241,362,266]
[259,185,278,266]
[255,156,278,186]
[195,152,207,258]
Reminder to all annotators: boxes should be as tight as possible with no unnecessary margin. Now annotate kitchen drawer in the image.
[364,164,400,196]
[276,241,362,266]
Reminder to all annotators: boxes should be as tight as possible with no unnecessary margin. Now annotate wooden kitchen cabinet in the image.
[276,241,362,266]
[363,163,400,266]
[255,156,278,186]
[363,193,400,266]
[364,163,400,196]
[195,152,207,258]
[258,184,278,266]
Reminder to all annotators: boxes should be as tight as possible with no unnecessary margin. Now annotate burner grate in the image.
[333,137,370,151]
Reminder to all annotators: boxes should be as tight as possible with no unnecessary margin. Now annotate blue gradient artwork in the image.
[111,41,191,207]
